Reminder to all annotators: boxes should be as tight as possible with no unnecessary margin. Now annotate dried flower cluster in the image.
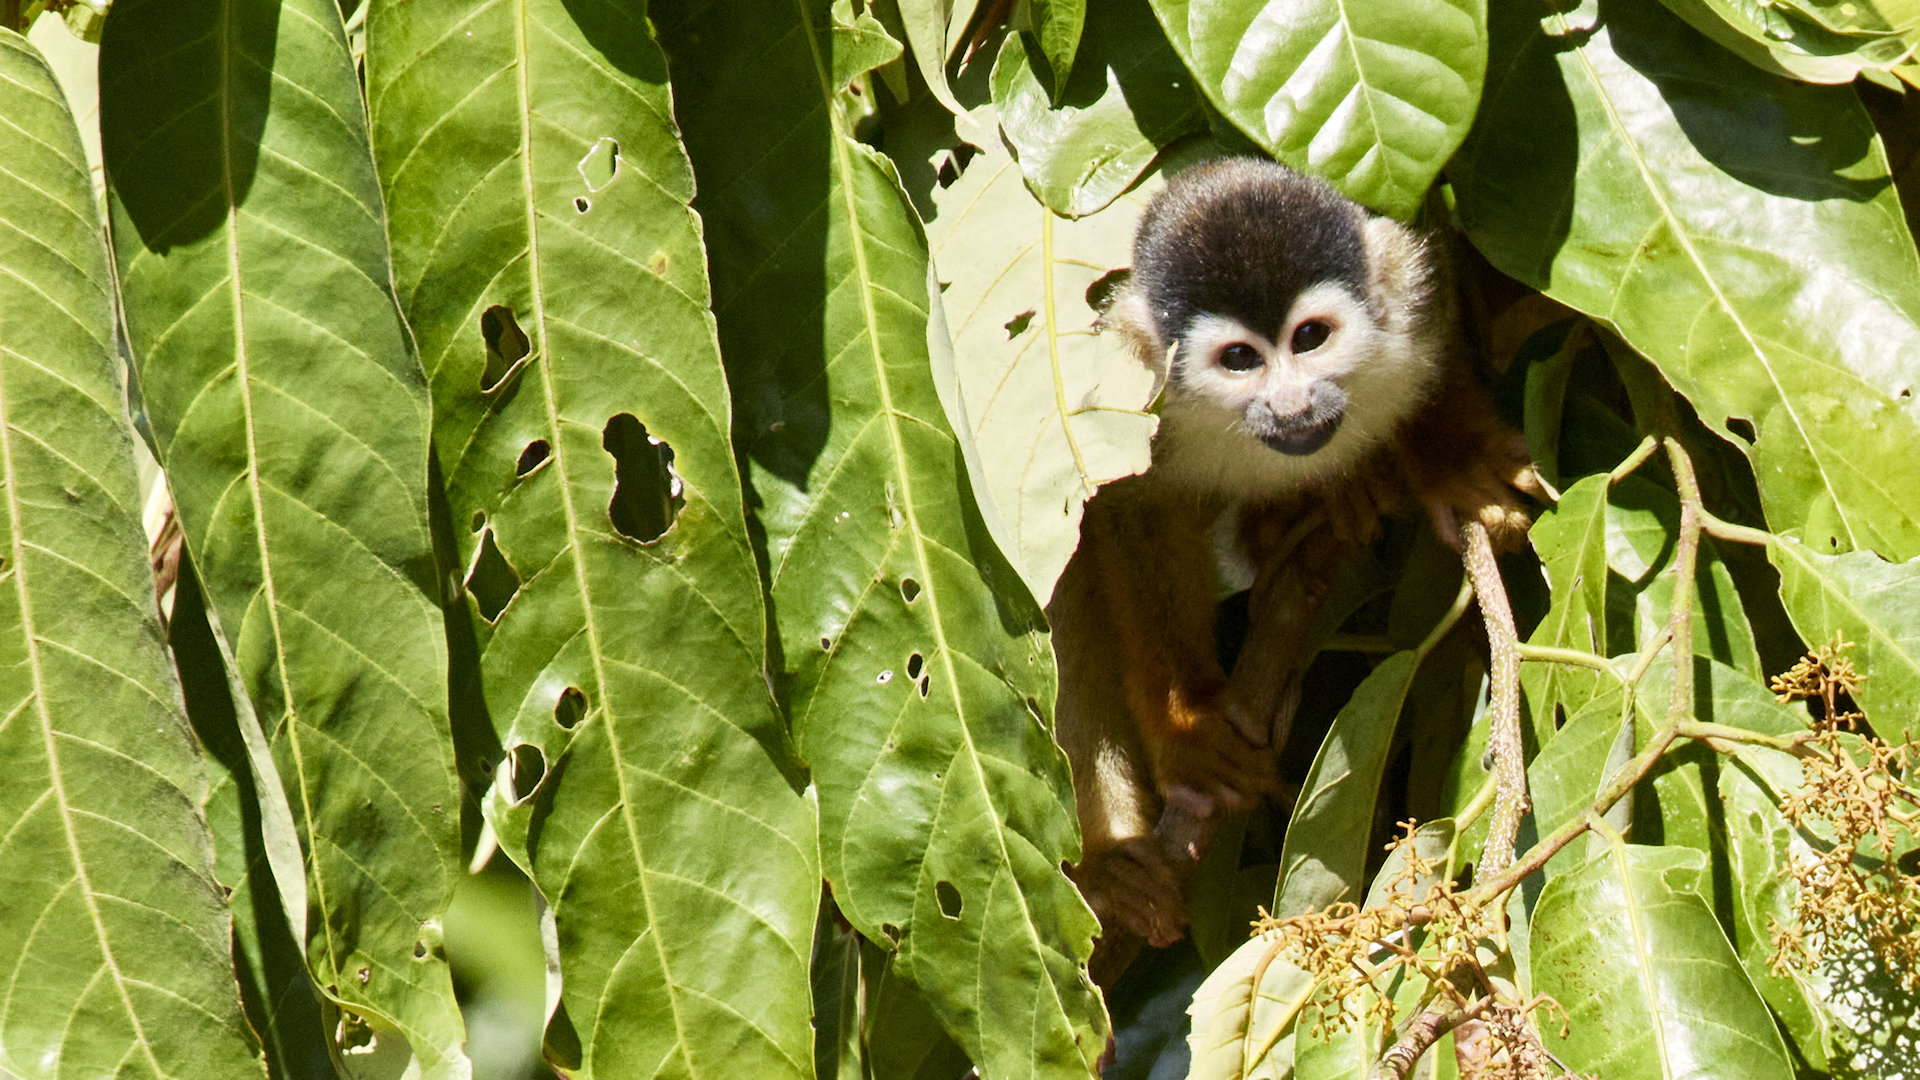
[1768,639,1920,992]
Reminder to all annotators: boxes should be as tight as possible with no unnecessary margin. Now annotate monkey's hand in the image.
[1073,837,1188,947]
[1404,414,1544,553]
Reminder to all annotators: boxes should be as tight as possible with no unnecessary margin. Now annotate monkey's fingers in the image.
[1077,841,1188,947]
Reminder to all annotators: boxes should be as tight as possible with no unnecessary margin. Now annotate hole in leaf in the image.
[468,510,486,533]
[935,880,963,920]
[465,530,521,622]
[918,675,930,698]
[901,577,921,603]
[1726,416,1757,444]
[555,687,587,730]
[1900,387,1913,400]
[578,137,621,192]
[480,306,531,392]
[507,742,547,802]
[876,670,893,685]
[1553,704,1567,731]
[603,414,681,543]
[820,637,832,651]
[1085,268,1130,313]
[906,652,924,680]
[1004,310,1035,339]
[516,440,550,478]
[574,196,591,214]
[879,923,902,946]
[413,940,428,959]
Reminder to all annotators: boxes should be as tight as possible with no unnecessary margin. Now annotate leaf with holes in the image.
[100,0,466,1069]
[1452,0,1920,561]
[0,31,263,1080]
[925,105,1161,604]
[366,0,819,1074]
[656,0,1107,1074]
[1148,0,1486,218]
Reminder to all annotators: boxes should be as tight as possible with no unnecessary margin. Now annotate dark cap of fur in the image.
[1131,158,1370,348]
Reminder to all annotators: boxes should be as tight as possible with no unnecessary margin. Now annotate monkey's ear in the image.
[1099,287,1172,393]
[1362,217,1434,333]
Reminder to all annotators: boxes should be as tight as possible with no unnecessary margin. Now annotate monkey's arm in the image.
[1398,368,1542,552]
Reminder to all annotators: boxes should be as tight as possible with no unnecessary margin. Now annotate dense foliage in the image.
[0,0,1917,1077]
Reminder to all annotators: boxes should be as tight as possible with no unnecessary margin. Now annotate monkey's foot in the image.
[1154,706,1278,819]
[1074,840,1188,947]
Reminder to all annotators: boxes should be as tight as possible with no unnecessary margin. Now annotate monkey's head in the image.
[1111,158,1443,497]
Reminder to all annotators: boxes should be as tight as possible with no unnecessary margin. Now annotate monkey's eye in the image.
[1218,343,1263,371]
[1291,320,1332,354]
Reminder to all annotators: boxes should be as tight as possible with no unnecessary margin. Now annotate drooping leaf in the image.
[990,0,1205,218]
[172,562,337,1079]
[1453,0,1920,561]
[1532,842,1795,1079]
[1273,650,1419,916]
[364,0,821,1074]
[1149,0,1487,218]
[1025,0,1086,98]
[0,31,264,1080]
[1768,538,1920,734]
[1522,473,1611,745]
[655,0,1107,1072]
[925,110,1160,603]
[100,0,467,1068]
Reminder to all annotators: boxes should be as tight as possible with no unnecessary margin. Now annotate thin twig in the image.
[1516,642,1627,681]
[1462,521,1527,875]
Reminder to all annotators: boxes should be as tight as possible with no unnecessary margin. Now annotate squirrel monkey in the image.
[1051,158,1537,950]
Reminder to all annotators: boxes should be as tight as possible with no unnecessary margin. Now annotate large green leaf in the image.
[364,0,820,1074]
[1453,0,1920,561]
[1768,538,1920,733]
[1149,0,1486,218]
[655,0,1107,1073]
[990,0,1204,219]
[99,0,466,1069]
[1532,842,1794,1079]
[0,31,263,1080]
[925,110,1159,603]
[1272,651,1419,917]
[1653,0,1913,83]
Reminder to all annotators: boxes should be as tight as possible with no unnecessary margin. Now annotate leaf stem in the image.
[1516,642,1626,682]
[1610,435,1660,484]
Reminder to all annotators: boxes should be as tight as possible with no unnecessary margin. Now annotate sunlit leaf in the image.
[1454,0,1920,561]
[1653,0,1913,83]
[1150,0,1487,217]
[657,0,1106,1073]
[1532,842,1794,1079]
[925,109,1160,603]
[365,0,821,1073]
[0,31,264,1080]
[1768,538,1920,733]
[1185,938,1312,1080]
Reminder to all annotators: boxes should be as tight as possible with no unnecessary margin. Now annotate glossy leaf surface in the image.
[100,0,467,1068]
[366,0,820,1073]
[656,1,1106,1072]
[1150,0,1487,217]
[1768,538,1920,732]
[0,31,263,1080]
[1454,0,1920,561]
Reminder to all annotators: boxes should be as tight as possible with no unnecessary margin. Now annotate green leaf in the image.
[990,0,1204,218]
[1532,842,1794,1079]
[1273,651,1419,916]
[1768,537,1920,733]
[1185,939,1313,1080]
[1522,473,1611,743]
[1453,0,1920,561]
[1526,682,1627,876]
[100,0,467,1068]
[925,111,1159,603]
[1026,0,1085,97]
[0,31,264,1080]
[1653,0,1913,83]
[1605,476,1759,679]
[173,562,337,1079]
[1149,0,1487,218]
[655,0,1107,1072]
[364,0,821,1074]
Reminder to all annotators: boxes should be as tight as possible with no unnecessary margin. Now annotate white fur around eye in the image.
[1180,314,1273,373]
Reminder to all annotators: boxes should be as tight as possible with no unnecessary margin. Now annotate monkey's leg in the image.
[1049,520,1187,950]
[1083,483,1276,821]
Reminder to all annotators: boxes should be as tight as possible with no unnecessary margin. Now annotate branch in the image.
[1370,997,1493,1080]
[1462,521,1527,875]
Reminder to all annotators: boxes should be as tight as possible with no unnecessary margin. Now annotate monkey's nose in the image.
[1254,381,1347,456]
